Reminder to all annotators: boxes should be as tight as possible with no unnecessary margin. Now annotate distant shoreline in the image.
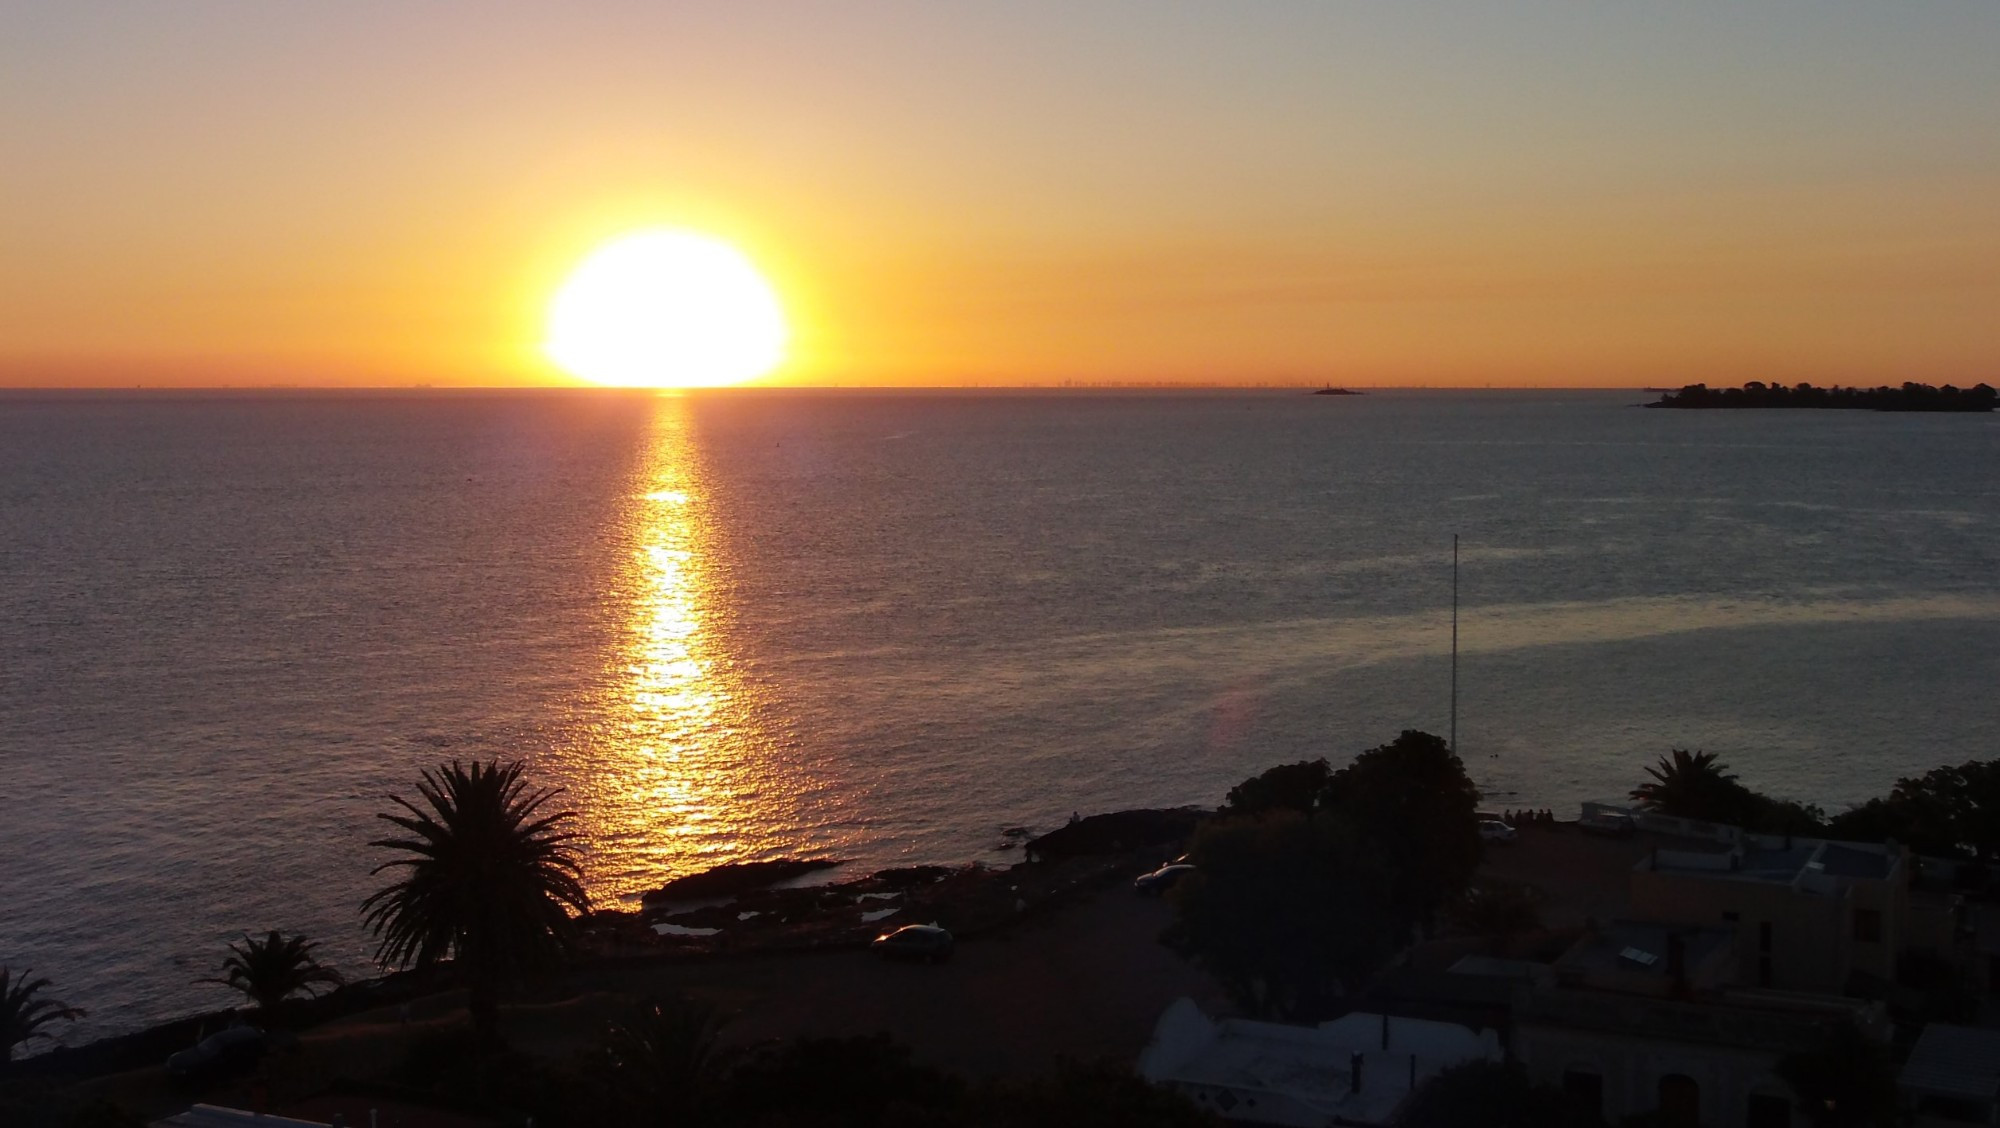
[1646,381,1996,412]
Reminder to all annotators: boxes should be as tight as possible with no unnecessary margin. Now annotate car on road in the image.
[1477,818,1517,844]
[166,1025,266,1083]
[871,923,954,962]
[1134,863,1196,894]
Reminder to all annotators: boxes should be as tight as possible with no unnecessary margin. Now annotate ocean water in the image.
[3,387,1997,1043]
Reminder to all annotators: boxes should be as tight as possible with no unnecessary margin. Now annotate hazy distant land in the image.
[1647,381,1996,412]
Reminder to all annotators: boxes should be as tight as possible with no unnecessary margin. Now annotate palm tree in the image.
[2,967,86,1066]
[203,931,343,1022]
[1630,748,1753,824]
[595,995,726,1126]
[363,760,590,1045]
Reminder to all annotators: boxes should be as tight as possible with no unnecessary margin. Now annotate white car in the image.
[1478,818,1517,845]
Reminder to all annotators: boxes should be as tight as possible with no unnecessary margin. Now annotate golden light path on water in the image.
[557,396,811,905]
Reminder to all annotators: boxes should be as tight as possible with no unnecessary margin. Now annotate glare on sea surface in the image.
[545,229,787,388]
[555,399,805,901]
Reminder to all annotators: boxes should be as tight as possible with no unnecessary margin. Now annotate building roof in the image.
[1819,843,1896,880]
[1518,985,1885,1054]
[1557,921,1732,979]
[1645,837,1900,889]
[152,1107,329,1128]
[1900,1024,2000,1100]
[1137,998,1501,1126]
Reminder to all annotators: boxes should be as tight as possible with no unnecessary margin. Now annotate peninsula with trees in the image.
[1646,381,1996,411]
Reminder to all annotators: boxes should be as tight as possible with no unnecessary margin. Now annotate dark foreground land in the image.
[24,823,1694,1126]
[30,851,1230,1123]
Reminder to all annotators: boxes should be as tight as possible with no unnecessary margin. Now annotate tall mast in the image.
[1450,534,1459,755]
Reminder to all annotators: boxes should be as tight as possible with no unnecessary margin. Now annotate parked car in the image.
[1134,863,1197,894]
[166,1025,266,1082]
[1477,818,1517,845]
[871,923,954,962]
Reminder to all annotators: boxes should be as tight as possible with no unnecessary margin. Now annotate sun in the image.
[545,229,787,388]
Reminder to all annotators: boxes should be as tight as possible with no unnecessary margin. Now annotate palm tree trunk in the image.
[467,978,500,1048]
[463,937,502,1051]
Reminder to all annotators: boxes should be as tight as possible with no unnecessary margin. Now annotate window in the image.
[1563,1069,1603,1117]
[1854,908,1883,943]
[1747,1092,1792,1128]
[1658,1074,1701,1128]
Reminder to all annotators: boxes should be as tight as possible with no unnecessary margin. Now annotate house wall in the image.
[1845,873,1907,982]
[1629,869,1850,992]
[1516,1022,1798,1128]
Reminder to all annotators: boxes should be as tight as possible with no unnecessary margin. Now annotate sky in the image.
[3,1,1997,388]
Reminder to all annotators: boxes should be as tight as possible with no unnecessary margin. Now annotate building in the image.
[1498,920,1891,1128]
[1137,997,1502,1126]
[1900,1023,2000,1126]
[152,1109,329,1128]
[1628,833,1965,993]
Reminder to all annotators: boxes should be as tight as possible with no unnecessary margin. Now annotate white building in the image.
[1137,997,1502,1126]
[151,1108,330,1128]
[1900,1023,2000,1126]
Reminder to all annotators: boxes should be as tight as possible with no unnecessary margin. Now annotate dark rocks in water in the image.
[1023,808,1206,863]
[641,857,845,904]
[871,864,954,887]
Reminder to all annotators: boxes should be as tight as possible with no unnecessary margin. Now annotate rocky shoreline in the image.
[14,809,1207,1084]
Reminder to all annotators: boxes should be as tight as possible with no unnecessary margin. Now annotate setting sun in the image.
[545,230,787,388]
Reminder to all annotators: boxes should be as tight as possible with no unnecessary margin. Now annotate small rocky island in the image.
[1647,381,1996,412]
[1309,386,1362,396]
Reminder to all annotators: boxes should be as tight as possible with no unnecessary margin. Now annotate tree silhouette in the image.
[1168,810,1401,1019]
[1648,381,1996,412]
[1829,760,2000,860]
[363,760,590,1045]
[591,995,727,1127]
[202,931,343,1022]
[1,967,85,1066]
[1169,731,1481,1019]
[1221,758,1331,817]
[1630,749,1755,824]
[1321,730,1484,928]
[1447,879,1544,954]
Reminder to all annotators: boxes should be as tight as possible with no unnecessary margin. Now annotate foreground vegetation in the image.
[364,759,592,1046]
[1,970,84,1067]
[1166,730,1482,1019]
[1629,748,2000,863]
[7,738,1994,1125]
[415,1011,1217,1128]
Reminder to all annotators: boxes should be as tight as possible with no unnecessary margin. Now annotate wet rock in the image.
[640,857,845,903]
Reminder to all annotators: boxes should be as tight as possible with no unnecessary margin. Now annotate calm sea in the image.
[3,387,1997,1042]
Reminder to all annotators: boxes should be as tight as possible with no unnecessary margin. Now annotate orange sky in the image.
[4,3,1996,388]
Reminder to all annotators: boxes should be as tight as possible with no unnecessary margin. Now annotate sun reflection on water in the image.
[561,396,800,903]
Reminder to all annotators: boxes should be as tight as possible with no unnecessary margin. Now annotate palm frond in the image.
[2,967,86,1063]
[362,760,591,981]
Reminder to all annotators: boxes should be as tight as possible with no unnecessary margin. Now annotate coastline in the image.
[13,822,1199,1083]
